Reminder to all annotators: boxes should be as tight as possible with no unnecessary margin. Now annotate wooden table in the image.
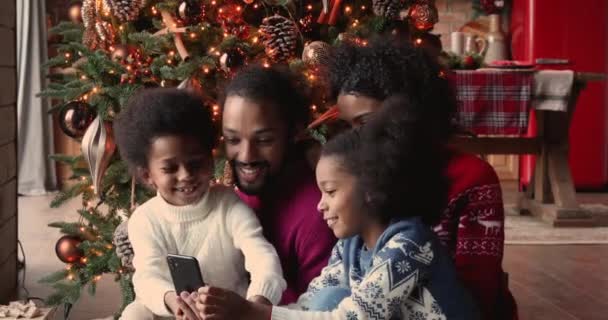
[451,72,606,227]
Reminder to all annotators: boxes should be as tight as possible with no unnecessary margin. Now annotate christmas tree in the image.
[39,0,440,317]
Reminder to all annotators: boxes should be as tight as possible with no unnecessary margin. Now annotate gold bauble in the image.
[302,41,332,66]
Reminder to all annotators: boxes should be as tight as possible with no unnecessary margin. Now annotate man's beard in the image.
[229,159,274,195]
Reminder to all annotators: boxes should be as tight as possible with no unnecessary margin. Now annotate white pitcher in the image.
[483,14,508,64]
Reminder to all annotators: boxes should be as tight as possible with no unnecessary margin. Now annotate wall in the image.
[434,0,476,51]
[0,0,18,304]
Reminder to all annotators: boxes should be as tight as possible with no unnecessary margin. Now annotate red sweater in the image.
[237,160,337,304]
[436,151,517,320]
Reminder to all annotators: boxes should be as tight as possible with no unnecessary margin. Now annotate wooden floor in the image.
[504,245,608,320]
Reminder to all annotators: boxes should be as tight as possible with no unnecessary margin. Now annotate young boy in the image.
[114,88,286,319]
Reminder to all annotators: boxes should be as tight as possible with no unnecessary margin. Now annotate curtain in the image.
[17,0,56,195]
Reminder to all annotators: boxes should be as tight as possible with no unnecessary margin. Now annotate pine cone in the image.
[113,220,134,270]
[104,0,146,22]
[259,15,298,62]
[373,0,403,20]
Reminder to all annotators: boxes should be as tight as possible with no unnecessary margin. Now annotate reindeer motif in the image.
[477,219,502,235]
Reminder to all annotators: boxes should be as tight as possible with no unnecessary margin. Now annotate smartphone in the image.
[166,254,205,294]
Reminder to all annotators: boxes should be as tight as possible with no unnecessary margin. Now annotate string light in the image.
[151,6,158,15]
[119,25,124,31]
[92,86,99,93]
[344,6,352,14]
[189,33,196,39]
[81,257,88,264]
[253,4,259,8]
[67,273,75,280]
[307,4,313,10]
[211,0,216,5]
[93,275,102,282]
[252,36,259,44]
[311,105,317,111]
[64,53,71,59]
[361,5,366,10]
[263,62,270,68]
[415,38,422,46]
[203,67,210,74]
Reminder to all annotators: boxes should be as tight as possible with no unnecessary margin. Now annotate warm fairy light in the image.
[211,0,217,5]
[308,74,315,81]
[213,111,219,117]
[89,185,95,190]
[92,86,99,93]
[81,75,87,80]
[212,104,220,112]
[106,244,113,249]
[83,94,89,100]
[67,274,75,280]
[252,36,259,43]
[415,38,422,45]
[215,50,221,56]
[253,4,259,8]
[223,33,229,38]
[109,45,116,52]
[169,51,175,56]
[167,59,173,64]
[118,268,124,274]
[236,6,242,11]
[151,6,158,15]
[81,257,88,264]
[201,26,206,31]
[361,5,366,10]
[345,6,352,13]
[203,67,210,73]
[190,33,196,38]
[215,178,221,184]
[439,70,447,78]
[119,26,124,31]
[311,105,317,111]
[126,65,132,71]
[80,227,86,232]
[64,53,71,58]
[208,47,216,54]
[94,275,102,282]
[307,4,313,10]
[172,23,177,28]
[263,62,270,68]
[109,70,115,74]
[218,8,224,13]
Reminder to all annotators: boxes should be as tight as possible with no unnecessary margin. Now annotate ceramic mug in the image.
[450,31,465,55]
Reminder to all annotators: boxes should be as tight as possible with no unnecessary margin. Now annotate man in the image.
[221,65,336,304]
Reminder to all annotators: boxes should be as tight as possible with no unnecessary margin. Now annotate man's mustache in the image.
[231,160,270,169]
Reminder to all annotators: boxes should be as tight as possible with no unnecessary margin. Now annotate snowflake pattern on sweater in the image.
[290,236,447,320]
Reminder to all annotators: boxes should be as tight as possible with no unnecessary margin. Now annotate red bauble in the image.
[409,3,438,31]
[55,235,84,264]
[58,101,96,139]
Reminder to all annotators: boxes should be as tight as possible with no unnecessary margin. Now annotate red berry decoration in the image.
[462,55,476,69]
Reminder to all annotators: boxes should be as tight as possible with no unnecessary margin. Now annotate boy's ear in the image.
[136,167,155,189]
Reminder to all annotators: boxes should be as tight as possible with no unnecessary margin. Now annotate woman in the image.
[317,38,517,320]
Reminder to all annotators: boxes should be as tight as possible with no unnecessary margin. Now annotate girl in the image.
[192,96,479,320]
[114,88,286,319]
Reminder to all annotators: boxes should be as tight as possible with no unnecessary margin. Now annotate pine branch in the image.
[39,270,69,284]
[50,181,89,208]
[48,221,82,235]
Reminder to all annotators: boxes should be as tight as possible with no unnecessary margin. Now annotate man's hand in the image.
[194,286,272,320]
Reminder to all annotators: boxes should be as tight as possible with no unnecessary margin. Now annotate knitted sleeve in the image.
[271,234,433,320]
[129,207,175,317]
[452,183,505,320]
[227,198,287,305]
[288,240,347,311]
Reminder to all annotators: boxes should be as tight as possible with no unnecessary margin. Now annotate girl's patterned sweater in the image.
[271,218,480,320]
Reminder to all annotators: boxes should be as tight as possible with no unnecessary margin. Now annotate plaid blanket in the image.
[449,70,534,135]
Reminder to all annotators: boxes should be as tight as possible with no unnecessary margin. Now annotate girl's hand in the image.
[194,286,271,320]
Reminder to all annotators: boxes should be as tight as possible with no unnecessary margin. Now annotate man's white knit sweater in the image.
[129,185,286,317]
